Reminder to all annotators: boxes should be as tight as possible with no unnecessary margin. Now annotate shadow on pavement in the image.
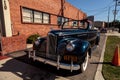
[6,50,81,78]
[90,62,112,65]
[0,58,56,80]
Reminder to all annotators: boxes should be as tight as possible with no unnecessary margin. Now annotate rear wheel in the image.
[80,51,89,72]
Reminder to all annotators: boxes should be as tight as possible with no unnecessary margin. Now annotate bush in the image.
[27,34,40,44]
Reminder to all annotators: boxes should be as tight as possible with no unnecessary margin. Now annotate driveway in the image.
[0,34,106,80]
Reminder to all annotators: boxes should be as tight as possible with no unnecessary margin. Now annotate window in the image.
[79,21,88,29]
[34,11,42,23]
[72,21,78,27]
[57,17,62,26]
[64,18,68,26]
[57,16,68,26]
[43,13,50,24]
[22,7,50,24]
[22,8,33,23]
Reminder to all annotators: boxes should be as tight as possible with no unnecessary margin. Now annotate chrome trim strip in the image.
[71,60,73,72]
[47,33,57,57]
[63,32,88,36]
[29,51,80,71]
[87,36,97,41]
[57,55,60,70]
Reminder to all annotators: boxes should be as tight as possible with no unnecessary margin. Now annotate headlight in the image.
[66,43,75,51]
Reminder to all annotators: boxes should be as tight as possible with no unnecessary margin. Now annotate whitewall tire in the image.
[80,51,89,72]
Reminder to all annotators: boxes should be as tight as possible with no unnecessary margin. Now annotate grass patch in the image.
[102,36,120,80]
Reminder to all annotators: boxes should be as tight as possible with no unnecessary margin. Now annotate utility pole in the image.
[113,0,118,27]
[107,7,110,28]
[61,0,65,17]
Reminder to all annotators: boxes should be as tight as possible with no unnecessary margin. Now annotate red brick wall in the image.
[1,0,87,55]
[9,0,87,37]
[1,35,27,55]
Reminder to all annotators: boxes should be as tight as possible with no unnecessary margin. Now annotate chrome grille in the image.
[47,33,57,55]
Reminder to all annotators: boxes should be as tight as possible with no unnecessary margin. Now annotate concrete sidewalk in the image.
[106,33,120,36]
[0,34,108,80]
[0,57,70,80]
[94,35,107,80]
[94,33,120,80]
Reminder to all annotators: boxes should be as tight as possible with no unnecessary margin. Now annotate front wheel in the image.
[80,51,89,72]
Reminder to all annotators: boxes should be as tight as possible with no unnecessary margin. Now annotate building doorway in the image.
[0,16,2,51]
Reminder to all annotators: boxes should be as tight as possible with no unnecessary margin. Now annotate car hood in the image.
[48,29,87,36]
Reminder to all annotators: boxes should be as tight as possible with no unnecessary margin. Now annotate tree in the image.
[114,20,120,33]
[106,20,120,33]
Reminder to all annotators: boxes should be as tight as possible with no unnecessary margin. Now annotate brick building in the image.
[94,21,106,29]
[0,0,87,55]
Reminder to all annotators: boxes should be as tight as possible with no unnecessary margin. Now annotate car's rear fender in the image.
[95,32,100,45]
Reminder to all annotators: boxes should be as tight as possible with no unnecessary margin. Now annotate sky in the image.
[67,0,120,22]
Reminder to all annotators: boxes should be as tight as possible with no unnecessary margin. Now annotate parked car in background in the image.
[100,28,107,33]
[28,19,100,73]
[113,28,119,32]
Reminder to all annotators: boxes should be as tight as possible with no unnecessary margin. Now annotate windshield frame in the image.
[61,19,90,30]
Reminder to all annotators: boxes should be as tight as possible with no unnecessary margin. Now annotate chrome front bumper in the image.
[28,50,80,72]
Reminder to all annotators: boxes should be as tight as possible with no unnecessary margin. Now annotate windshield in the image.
[61,20,89,29]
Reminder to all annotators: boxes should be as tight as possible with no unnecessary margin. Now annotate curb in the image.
[94,35,107,80]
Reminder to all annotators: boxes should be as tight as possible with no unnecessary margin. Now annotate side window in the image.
[22,7,50,24]
[43,13,50,24]
[57,16,62,26]
[34,11,42,23]
[57,16,68,26]
[22,8,33,23]
[72,21,78,27]
[79,21,88,29]
[64,18,68,26]
[89,24,92,29]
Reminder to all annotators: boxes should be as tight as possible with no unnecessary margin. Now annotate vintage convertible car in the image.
[28,19,100,72]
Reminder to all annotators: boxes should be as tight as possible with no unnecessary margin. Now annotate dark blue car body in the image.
[29,19,100,72]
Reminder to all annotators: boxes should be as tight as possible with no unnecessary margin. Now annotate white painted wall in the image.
[2,0,12,37]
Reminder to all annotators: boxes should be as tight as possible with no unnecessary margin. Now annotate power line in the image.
[87,6,110,16]
[93,10,108,16]
[82,1,114,12]
[86,4,114,15]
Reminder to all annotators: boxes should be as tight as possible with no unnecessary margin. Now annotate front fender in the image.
[72,40,90,55]
[57,38,90,56]
[33,37,47,50]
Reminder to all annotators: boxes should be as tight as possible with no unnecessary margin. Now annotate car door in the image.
[87,29,97,47]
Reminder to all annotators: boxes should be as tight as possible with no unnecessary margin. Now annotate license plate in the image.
[64,55,77,62]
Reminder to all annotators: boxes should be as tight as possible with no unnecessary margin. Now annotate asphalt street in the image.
[0,34,106,80]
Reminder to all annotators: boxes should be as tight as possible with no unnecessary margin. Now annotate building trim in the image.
[1,0,12,37]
